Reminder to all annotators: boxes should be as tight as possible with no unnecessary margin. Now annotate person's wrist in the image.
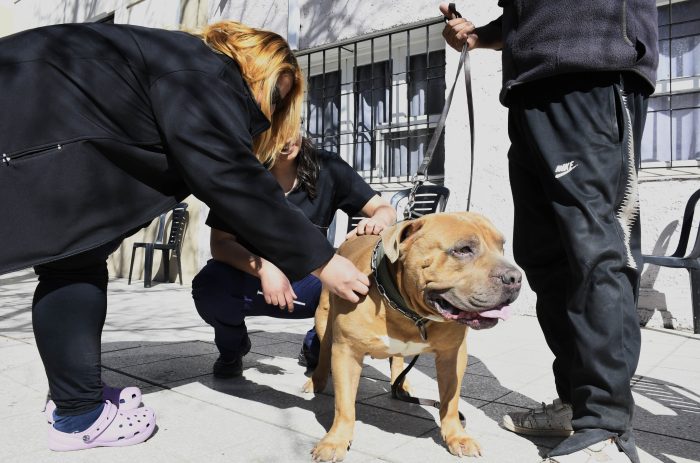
[257,260,273,278]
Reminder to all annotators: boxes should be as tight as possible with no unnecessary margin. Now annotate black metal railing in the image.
[296,18,446,185]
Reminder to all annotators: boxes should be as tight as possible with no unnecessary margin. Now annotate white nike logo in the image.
[554,161,579,179]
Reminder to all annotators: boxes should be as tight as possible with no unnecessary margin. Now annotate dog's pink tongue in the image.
[479,306,511,320]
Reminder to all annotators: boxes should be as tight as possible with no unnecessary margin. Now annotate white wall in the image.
[0,0,180,32]
[209,0,288,37]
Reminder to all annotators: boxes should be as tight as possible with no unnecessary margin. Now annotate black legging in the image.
[32,240,121,416]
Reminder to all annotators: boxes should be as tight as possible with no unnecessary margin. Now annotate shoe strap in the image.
[80,401,118,444]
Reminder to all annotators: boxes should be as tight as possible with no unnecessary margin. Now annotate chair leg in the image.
[128,245,137,285]
[144,244,154,288]
[162,249,171,283]
[689,268,700,335]
[176,252,183,285]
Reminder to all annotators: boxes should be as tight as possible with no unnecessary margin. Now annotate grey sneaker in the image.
[503,398,574,437]
[543,439,632,462]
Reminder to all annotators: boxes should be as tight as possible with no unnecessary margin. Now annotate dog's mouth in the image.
[427,294,511,330]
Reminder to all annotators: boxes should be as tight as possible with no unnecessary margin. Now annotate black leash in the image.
[405,2,475,218]
[391,356,467,427]
[390,6,472,428]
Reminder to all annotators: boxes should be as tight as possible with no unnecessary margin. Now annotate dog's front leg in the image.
[435,336,482,457]
[311,343,363,462]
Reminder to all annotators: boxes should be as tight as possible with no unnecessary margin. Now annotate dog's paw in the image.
[311,437,351,462]
[445,433,482,457]
[302,377,327,393]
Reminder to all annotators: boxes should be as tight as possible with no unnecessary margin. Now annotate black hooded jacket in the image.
[0,23,334,280]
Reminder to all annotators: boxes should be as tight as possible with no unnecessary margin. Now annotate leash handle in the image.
[443,3,462,20]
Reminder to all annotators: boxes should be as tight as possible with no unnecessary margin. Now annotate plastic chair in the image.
[390,184,450,219]
[128,203,189,288]
[345,215,366,234]
[345,189,380,234]
[642,188,700,334]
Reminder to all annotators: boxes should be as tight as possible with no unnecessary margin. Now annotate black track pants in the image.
[507,72,648,462]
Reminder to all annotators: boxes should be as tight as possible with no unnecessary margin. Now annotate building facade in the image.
[1,0,698,330]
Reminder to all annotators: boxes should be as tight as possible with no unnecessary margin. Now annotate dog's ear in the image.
[381,219,423,263]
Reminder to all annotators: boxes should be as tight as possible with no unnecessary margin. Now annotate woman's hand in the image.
[259,262,298,312]
[346,196,397,239]
[346,217,387,238]
[312,254,369,303]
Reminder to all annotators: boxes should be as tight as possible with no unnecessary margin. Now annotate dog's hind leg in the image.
[303,290,332,393]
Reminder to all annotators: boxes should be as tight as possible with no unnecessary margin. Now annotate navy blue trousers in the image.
[191,259,321,359]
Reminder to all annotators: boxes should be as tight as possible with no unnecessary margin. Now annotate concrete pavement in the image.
[1,269,699,462]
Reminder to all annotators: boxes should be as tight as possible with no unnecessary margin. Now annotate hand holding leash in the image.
[440,2,478,52]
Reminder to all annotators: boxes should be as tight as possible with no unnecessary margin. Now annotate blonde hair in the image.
[197,21,303,166]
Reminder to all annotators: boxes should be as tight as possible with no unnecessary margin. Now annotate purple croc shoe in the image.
[47,401,156,451]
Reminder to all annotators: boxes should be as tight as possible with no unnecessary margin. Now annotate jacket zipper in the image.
[2,141,67,166]
[1,137,162,167]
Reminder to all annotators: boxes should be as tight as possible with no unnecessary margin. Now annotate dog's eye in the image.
[452,245,474,257]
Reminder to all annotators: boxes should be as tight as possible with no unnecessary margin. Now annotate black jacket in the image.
[0,23,334,280]
[496,0,659,104]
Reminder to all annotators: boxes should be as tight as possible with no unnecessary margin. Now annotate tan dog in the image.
[303,212,521,461]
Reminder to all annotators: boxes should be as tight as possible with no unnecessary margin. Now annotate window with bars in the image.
[642,0,700,167]
[297,19,446,185]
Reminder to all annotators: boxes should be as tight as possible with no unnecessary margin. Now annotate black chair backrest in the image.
[671,188,700,259]
[153,213,168,245]
[390,185,450,219]
[167,203,189,248]
[346,215,365,233]
[345,189,380,234]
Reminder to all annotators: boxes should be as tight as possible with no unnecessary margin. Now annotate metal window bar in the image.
[669,0,674,169]
[406,27,412,178]
[645,0,700,169]
[296,17,446,185]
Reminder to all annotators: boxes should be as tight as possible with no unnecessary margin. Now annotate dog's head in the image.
[380,211,521,330]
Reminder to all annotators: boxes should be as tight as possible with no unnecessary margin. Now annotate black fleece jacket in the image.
[493,0,659,105]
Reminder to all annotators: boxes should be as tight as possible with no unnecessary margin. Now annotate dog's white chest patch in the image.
[378,336,429,356]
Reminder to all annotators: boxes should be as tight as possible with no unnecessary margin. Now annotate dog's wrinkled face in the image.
[381,212,521,330]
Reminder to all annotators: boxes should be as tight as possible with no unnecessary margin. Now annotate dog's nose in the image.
[499,268,522,287]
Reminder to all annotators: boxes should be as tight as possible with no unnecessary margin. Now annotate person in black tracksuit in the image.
[440,2,658,462]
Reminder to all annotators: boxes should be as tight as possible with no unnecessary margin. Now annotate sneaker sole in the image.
[212,370,242,379]
[502,418,574,437]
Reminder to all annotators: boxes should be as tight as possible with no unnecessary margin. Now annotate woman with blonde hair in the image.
[0,20,368,451]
